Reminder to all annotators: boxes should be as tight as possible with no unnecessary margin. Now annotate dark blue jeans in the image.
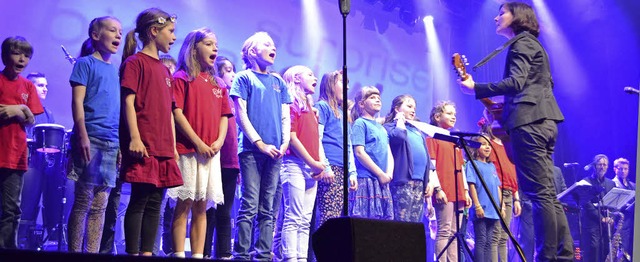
[473,218,498,262]
[233,152,281,261]
[0,168,25,249]
[511,120,573,261]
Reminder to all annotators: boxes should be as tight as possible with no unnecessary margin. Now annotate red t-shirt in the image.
[0,74,44,170]
[215,77,239,169]
[119,52,175,157]
[426,137,466,203]
[489,140,518,192]
[173,71,233,155]
[286,100,320,161]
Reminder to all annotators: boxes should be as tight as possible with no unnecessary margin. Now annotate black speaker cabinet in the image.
[312,217,426,262]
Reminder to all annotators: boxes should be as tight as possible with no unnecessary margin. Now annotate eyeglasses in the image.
[157,14,177,25]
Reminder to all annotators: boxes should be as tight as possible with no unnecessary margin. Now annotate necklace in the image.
[199,74,210,82]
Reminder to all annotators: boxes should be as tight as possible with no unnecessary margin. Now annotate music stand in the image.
[602,188,634,260]
[602,188,635,211]
[557,179,600,207]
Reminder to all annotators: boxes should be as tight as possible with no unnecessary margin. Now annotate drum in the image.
[32,124,66,153]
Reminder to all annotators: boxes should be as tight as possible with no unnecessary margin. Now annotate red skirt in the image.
[121,155,183,188]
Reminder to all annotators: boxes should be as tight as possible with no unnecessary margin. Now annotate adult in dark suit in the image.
[458,2,573,261]
[517,165,567,261]
[580,154,616,262]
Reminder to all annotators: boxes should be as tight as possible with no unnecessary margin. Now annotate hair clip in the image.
[477,117,487,127]
[157,14,177,25]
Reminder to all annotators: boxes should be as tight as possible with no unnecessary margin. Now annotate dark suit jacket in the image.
[474,31,564,130]
[553,166,567,194]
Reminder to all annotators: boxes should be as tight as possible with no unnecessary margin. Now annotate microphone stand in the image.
[340,0,350,217]
[634,85,640,261]
[435,141,473,261]
[435,134,525,261]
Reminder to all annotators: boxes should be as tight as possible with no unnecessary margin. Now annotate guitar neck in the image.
[479,98,496,108]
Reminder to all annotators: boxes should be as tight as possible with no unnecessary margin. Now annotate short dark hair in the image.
[501,2,540,37]
[26,72,46,80]
[1,36,33,66]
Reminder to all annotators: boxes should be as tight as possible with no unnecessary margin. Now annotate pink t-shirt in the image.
[119,52,175,158]
[287,100,320,161]
[173,71,232,155]
[0,74,44,170]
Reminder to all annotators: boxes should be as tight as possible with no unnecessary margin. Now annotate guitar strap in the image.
[472,32,528,71]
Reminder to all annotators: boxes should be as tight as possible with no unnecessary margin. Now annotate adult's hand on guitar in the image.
[457,74,476,95]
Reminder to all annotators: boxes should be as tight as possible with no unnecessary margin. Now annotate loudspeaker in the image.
[312,217,426,262]
[0,249,231,261]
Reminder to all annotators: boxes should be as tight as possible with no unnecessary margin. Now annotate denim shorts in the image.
[68,136,119,187]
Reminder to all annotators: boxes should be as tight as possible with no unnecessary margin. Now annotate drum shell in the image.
[32,124,66,153]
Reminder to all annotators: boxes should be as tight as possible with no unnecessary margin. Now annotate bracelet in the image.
[514,199,521,202]
[474,206,482,210]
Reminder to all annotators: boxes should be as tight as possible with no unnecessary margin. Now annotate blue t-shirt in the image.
[69,55,120,142]
[407,126,428,180]
[466,160,502,220]
[316,100,345,166]
[351,118,388,179]
[230,70,291,153]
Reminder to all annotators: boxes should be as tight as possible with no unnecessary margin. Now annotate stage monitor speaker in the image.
[312,217,426,262]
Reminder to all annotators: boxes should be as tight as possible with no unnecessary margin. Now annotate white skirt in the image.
[167,152,224,209]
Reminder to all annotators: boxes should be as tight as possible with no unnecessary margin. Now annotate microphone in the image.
[339,0,350,15]
[450,131,483,137]
[563,162,579,168]
[624,86,639,94]
[61,45,76,64]
[584,163,592,171]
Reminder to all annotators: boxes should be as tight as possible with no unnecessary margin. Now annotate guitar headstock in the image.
[452,53,468,80]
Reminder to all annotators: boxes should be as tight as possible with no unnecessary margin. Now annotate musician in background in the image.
[18,71,59,249]
[579,154,616,262]
[26,72,55,137]
[612,157,634,260]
